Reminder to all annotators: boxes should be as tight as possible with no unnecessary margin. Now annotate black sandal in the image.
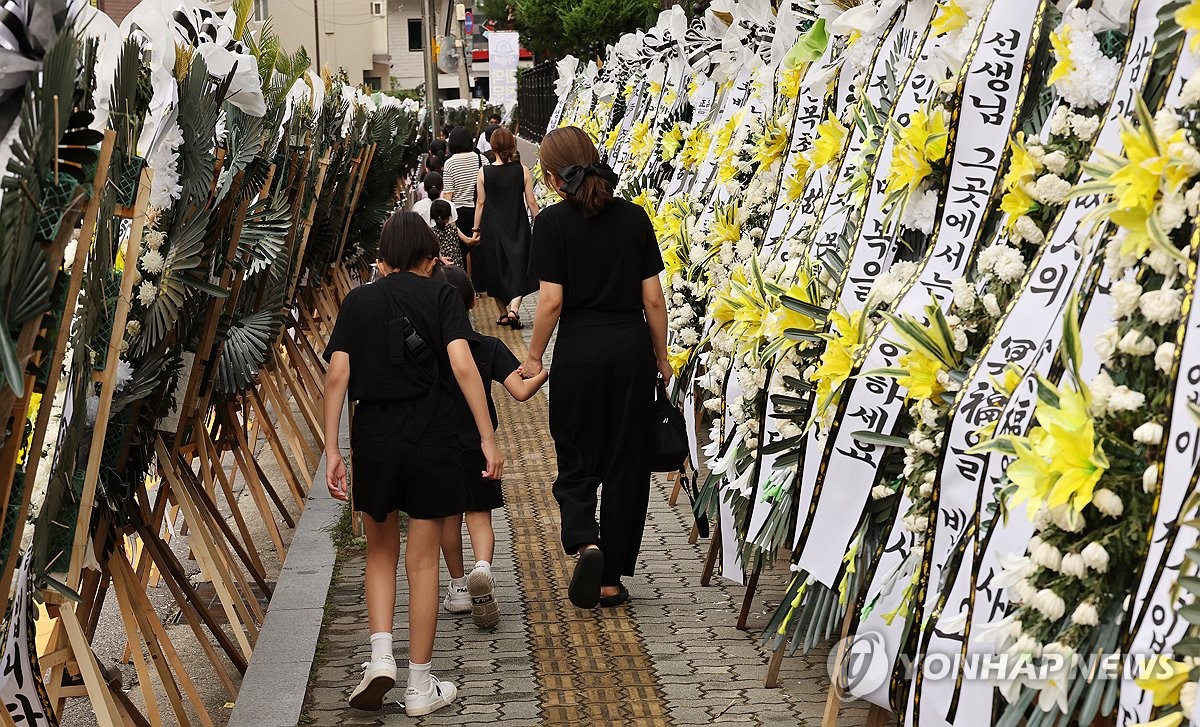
[497,312,514,326]
[569,547,604,609]
[598,584,630,608]
[507,310,524,329]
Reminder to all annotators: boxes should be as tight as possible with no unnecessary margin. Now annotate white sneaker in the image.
[467,566,499,629]
[404,673,458,716]
[442,582,470,614]
[348,655,396,711]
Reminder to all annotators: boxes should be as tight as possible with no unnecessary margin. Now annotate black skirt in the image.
[350,395,470,521]
[461,449,504,512]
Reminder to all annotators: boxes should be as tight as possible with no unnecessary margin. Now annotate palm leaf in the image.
[238,194,292,276]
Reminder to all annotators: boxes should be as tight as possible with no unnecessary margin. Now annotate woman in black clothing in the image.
[521,126,672,609]
[323,212,503,715]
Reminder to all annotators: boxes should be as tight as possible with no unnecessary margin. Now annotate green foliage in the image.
[480,0,659,59]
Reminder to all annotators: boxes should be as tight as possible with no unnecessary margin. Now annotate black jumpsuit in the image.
[528,198,664,586]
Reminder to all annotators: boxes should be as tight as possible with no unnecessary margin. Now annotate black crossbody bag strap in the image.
[381,282,442,444]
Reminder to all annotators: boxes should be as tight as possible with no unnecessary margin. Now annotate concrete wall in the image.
[273,0,389,85]
[387,0,439,89]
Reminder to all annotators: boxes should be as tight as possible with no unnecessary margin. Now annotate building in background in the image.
[96,0,530,98]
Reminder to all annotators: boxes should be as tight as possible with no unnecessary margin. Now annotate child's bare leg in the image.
[440,514,467,579]
[464,510,495,564]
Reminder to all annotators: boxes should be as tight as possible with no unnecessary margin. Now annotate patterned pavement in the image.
[301,298,869,726]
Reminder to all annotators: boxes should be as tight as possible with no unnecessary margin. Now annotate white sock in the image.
[473,561,491,573]
[369,632,393,664]
[408,661,432,691]
[450,576,466,589]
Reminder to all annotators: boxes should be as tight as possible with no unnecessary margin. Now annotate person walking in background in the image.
[472,127,539,329]
[443,126,488,276]
[416,155,443,201]
[432,264,548,629]
[430,200,471,268]
[519,126,671,610]
[322,211,504,716]
[412,172,452,228]
[476,112,502,154]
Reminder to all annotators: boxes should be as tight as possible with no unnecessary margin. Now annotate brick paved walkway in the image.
[302,299,868,726]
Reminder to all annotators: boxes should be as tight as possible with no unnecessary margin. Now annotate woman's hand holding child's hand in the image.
[518,357,543,379]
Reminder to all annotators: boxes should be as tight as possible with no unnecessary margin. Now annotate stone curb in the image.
[228,411,347,727]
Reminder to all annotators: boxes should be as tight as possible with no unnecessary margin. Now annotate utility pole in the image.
[451,2,471,101]
[312,0,321,70]
[423,0,440,139]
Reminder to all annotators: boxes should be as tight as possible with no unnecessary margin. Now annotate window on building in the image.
[253,0,268,22]
[364,76,382,91]
[408,19,423,51]
[369,0,383,16]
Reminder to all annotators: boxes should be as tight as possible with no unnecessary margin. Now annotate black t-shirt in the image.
[483,123,500,142]
[452,334,520,450]
[527,198,664,314]
[324,272,475,402]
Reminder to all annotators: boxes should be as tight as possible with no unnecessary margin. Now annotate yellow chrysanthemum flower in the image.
[629,120,653,161]
[1001,186,1036,230]
[669,347,693,376]
[811,115,848,169]
[661,124,685,161]
[648,81,663,96]
[810,309,865,407]
[754,121,790,169]
[1002,135,1040,192]
[1131,714,1184,727]
[631,188,656,218]
[1176,0,1200,52]
[896,349,946,401]
[710,205,742,246]
[1049,24,1074,84]
[931,0,969,36]
[680,127,711,168]
[1135,656,1192,707]
[884,106,949,198]
[779,64,804,100]
[663,88,678,107]
[1035,387,1108,511]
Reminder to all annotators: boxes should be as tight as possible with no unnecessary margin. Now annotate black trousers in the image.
[548,313,655,585]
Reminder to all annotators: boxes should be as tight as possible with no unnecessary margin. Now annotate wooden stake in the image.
[247,389,307,508]
[68,167,152,586]
[0,131,116,599]
[58,606,124,726]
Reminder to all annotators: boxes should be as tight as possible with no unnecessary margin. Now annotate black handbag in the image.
[649,378,689,473]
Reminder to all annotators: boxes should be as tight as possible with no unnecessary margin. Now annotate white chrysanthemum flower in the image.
[976,244,1005,274]
[1106,385,1145,413]
[901,188,938,234]
[1031,540,1062,572]
[1155,342,1177,373]
[1133,421,1164,445]
[1091,488,1123,517]
[143,229,165,251]
[1049,105,1071,136]
[1041,150,1068,175]
[982,293,1001,318]
[1117,329,1156,357]
[137,281,158,307]
[147,122,184,211]
[1012,578,1038,605]
[1081,542,1109,572]
[139,249,166,276]
[1090,370,1114,414]
[871,484,892,500]
[1110,278,1142,319]
[1146,247,1187,276]
[1144,464,1160,493]
[1052,505,1085,533]
[992,246,1026,283]
[951,277,977,311]
[1060,552,1086,578]
[115,359,134,392]
[125,320,142,337]
[1139,286,1184,325]
[1094,326,1120,364]
[1032,174,1072,205]
[995,553,1036,588]
[1013,215,1045,245]
[1031,588,1066,621]
[1069,112,1101,139]
[1071,601,1099,626]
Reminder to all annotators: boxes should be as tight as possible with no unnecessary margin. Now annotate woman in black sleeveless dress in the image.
[471,127,540,328]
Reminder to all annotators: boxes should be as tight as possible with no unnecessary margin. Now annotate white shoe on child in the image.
[404,673,458,716]
[348,655,396,711]
[442,582,471,614]
[467,565,499,629]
